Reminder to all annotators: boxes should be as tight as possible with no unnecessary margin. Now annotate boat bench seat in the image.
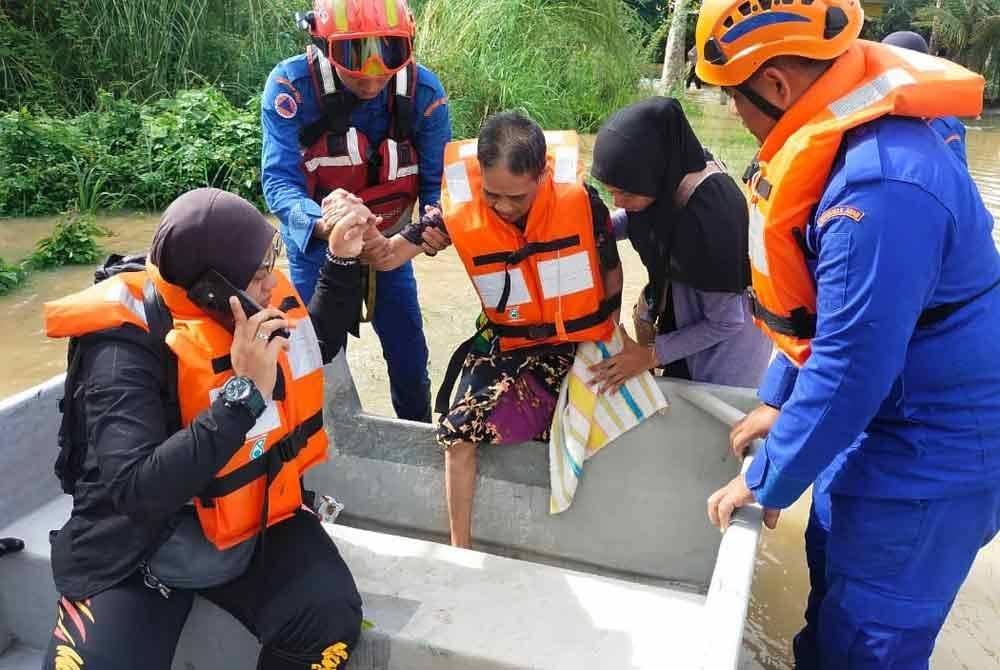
[0,496,709,670]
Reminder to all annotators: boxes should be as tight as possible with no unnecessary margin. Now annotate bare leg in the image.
[445,440,478,548]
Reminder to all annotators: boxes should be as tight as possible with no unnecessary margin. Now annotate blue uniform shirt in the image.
[930,116,967,165]
[261,54,452,294]
[747,116,1000,507]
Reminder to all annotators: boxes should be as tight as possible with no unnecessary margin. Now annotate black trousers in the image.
[43,511,363,670]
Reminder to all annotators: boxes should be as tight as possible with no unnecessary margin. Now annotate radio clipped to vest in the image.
[301,45,421,236]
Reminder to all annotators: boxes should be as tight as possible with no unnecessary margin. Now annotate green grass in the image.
[416,0,647,139]
[0,89,263,217]
[1,0,304,113]
[26,211,108,270]
[0,256,27,296]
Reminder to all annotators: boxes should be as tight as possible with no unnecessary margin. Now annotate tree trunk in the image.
[660,0,691,89]
[929,0,943,54]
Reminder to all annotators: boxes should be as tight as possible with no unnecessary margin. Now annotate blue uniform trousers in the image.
[793,488,1000,669]
[369,260,432,422]
[286,242,431,422]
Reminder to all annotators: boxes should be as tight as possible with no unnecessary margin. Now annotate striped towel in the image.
[549,328,669,514]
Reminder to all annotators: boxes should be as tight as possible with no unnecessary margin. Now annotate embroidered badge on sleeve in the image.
[274,93,298,120]
[817,205,865,227]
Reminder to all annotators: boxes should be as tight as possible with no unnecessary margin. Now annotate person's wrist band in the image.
[325,250,359,267]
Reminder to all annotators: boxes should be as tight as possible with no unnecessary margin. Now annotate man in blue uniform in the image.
[262,0,451,422]
[696,0,1000,666]
[882,30,968,164]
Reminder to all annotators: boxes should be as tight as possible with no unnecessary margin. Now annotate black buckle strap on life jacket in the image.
[143,279,180,434]
[747,288,817,339]
[432,289,614,417]
[197,410,324,504]
[472,235,583,313]
[917,276,1000,328]
[471,236,582,268]
[747,274,1000,342]
[488,291,623,342]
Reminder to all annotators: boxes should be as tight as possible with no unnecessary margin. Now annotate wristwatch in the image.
[221,376,267,420]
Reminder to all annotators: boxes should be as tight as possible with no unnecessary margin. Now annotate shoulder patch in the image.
[274,93,298,120]
[276,77,302,103]
[817,206,864,227]
[424,96,448,118]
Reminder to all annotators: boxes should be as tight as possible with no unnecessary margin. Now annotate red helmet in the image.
[297,0,416,78]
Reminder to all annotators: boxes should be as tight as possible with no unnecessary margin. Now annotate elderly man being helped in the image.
[413,112,626,548]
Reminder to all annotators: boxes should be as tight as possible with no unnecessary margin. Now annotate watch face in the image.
[225,376,252,402]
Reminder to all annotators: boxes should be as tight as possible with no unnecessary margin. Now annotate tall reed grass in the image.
[416,0,647,138]
[2,0,304,113]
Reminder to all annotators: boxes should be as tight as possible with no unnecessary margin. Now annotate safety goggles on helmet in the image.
[326,35,412,78]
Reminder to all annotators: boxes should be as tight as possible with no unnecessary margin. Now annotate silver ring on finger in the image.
[255,331,268,341]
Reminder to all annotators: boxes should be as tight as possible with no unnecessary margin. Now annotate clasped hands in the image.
[315,189,382,260]
[316,189,451,270]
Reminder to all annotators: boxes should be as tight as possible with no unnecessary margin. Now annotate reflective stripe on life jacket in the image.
[745,40,985,366]
[441,131,617,352]
[44,264,329,550]
[301,45,420,236]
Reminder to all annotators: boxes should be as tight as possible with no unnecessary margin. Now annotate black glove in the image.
[399,204,446,248]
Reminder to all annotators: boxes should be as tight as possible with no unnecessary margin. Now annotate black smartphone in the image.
[187,269,290,340]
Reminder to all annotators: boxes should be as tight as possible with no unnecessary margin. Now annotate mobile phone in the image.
[187,270,290,340]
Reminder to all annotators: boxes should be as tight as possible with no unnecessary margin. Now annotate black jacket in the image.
[52,259,361,599]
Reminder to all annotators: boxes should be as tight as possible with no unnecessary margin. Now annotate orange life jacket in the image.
[441,131,618,351]
[300,45,420,236]
[44,264,329,550]
[745,40,985,366]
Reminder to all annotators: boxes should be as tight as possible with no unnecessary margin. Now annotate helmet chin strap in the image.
[736,82,785,122]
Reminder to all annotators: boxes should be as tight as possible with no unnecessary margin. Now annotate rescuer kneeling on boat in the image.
[42,188,367,669]
[432,113,623,548]
[697,0,1000,665]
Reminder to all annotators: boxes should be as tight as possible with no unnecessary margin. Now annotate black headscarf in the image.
[591,97,749,296]
[150,188,275,290]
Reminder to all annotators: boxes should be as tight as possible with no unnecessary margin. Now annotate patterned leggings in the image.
[43,511,362,670]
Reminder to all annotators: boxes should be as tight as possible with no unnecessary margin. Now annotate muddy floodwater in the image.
[2,95,999,669]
